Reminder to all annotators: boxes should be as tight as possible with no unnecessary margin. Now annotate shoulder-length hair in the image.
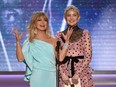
[27,11,51,42]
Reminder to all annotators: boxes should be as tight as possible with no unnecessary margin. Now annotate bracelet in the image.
[63,43,69,49]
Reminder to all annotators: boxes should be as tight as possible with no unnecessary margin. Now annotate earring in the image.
[34,29,37,34]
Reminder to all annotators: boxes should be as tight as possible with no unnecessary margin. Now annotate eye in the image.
[37,19,41,21]
[45,19,48,21]
[66,14,71,17]
[43,18,48,21]
[73,14,77,16]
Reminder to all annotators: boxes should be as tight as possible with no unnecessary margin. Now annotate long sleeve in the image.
[83,30,92,67]
[75,30,92,77]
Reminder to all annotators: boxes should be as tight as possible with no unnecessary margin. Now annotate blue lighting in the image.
[0,0,116,71]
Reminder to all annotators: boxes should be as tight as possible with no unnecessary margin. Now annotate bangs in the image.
[36,13,48,22]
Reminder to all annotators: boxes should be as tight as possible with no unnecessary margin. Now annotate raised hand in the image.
[13,28,23,42]
[62,27,73,43]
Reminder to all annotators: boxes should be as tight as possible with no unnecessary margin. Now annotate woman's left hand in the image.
[71,74,79,84]
[72,79,78,84]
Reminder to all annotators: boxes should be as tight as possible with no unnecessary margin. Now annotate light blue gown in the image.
[22,39,56,87]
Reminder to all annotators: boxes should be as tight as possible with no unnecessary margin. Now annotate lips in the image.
[69,21,75,24]
[69,22,75,23]
[40,25,45,27]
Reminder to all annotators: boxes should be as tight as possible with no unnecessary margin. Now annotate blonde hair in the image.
[64,5,80,20]
[27,11,51,42]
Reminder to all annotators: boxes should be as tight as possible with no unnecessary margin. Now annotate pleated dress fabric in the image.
[22,39,56,87]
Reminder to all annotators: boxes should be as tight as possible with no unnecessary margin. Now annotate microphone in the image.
[57,41,61,48]
[56,41,61,62]
[56,41,61,52]
[56,41,61,54]
[56,41,61,87]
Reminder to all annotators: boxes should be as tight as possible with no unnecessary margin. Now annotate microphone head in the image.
[57,41,61,46]
[56,41,61,53]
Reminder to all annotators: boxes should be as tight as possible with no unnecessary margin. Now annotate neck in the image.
[67,25,79,30]
[35,31,48,39]
[68,24,77,27]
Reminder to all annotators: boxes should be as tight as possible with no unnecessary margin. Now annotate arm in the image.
[59,28,73,61]
[13,28,24,62]
[56,28,73,85]
[16,41,24,62]
[59,41,69,61]
[78,30,92,74]
[72,30,92,84]
[81,30,92,71]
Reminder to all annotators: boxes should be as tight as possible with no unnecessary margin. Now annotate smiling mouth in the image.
[69,20,75,23]
[40,25,45,27]
[69,22,75,24]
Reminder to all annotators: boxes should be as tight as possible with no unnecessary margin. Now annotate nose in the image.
[69,15,73,20]
[41,20,46,23]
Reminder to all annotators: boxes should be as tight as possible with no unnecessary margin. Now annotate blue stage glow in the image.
[0,0,116,71]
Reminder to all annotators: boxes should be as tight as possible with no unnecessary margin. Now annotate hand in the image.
[61,73,71,85]
[63,79,70,86]
[13,28,23,42]
[71,74,79,84]
[62,27,73,43]
[72,79,78,84]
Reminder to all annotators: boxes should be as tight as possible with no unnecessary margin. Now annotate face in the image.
[65,10,79,26]
[35,16,48,31]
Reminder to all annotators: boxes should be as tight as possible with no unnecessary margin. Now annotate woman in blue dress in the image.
[13,11,73,87]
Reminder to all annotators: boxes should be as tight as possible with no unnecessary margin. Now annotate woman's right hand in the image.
[13,28,23,42]
[62,73,71,85]
[62,27,73,43]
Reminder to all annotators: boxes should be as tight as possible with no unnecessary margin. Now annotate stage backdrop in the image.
[0,0,116,71]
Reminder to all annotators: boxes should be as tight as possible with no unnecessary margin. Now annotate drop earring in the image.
[34,29,37,34]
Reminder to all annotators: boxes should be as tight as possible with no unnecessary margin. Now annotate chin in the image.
[69,24,77,27]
